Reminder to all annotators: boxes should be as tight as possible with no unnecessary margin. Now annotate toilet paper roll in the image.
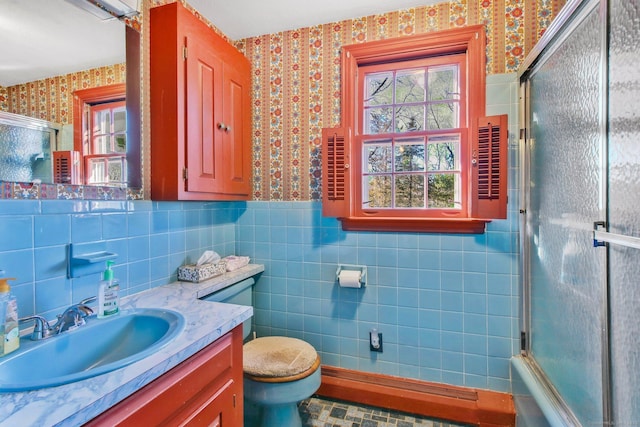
[338,270,361,288]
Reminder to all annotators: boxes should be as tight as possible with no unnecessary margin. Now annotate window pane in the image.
[428,65,459,101]
[395,105,424,132]
[107,157,126,183]
[365,72,393,106]
[363,175,392,208]
[395,138,425,172]
[87,158,107,184]
[113,108,126,133]
[426,102,458,130]
[427,135,460,171]
[92,136,110,155]
[427,173,460,208]
[364,140,392,173]
[395,174,425,208]
[92,110,111,135]
[114,134,127,153]
[395,69,425,103]
[365,106,393,134]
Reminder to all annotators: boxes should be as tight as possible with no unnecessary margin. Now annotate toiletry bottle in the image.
[0,277,19,356]
[98,261,120,318]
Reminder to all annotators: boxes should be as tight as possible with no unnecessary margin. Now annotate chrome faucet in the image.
[53,303,94,334]
[18,298,96,340]
[18,315,54,340]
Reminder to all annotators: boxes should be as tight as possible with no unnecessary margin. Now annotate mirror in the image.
[0,0,141,198]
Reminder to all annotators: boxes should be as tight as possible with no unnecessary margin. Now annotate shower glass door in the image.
[608,0,640,423]
[522,0,606,425]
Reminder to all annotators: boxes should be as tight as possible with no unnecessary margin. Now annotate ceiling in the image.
[0,0,125,86]
[195,0,442,40]
[0,0,440,87]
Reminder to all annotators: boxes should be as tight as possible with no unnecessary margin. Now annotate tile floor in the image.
[298,396,475,427]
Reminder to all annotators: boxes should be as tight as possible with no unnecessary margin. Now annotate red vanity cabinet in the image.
[86,325,243,426]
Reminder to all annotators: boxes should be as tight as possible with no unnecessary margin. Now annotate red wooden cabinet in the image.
[86,326,243,427]
[150,2,252,200]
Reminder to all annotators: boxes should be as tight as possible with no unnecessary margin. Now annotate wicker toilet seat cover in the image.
[243,336,318,378]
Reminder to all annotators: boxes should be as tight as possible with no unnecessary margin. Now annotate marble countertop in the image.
[0,264,264,427]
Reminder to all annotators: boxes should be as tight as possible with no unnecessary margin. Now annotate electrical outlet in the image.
[370,328,383,352]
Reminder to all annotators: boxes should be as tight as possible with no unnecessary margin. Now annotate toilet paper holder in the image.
[335,264,367,288]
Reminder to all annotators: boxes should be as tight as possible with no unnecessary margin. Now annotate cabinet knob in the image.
[218,122,227,131]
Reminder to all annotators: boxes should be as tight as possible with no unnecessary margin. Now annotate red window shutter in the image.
[472,115,508,219]
[322,127,351,217]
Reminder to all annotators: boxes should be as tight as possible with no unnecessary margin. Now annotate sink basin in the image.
[0,308,185,392]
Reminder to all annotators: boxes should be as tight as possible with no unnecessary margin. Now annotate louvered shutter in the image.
[322,127,350,217]
[472,115,508,219]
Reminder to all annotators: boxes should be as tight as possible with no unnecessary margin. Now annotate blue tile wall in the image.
[235,74,521,393]
[0,200,242,321]
[237,199,518,393]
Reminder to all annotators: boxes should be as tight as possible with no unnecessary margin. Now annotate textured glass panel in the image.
[364,141,392,173]
[427,173,458,208]
[365,72,393,106]
[609,247,640,424]
[395,174,424,207]
[428,65,459,101]
[365,106,393,134]
[394,138,425,172]
[0,124,52,182]
[527,5,604,426]
[363,175,391,208]
[395,69,425,103]
[395,105,424,132]
[426,102,458,130]
[608,0,640,423]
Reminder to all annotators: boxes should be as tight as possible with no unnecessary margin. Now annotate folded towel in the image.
[223,255,250,271]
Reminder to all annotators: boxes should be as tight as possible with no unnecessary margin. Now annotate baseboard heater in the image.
[317,365,515,427]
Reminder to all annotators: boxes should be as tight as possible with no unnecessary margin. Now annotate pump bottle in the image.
[0,277,19,356]
[98,261,119,318]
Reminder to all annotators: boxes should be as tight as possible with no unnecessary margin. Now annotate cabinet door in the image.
[85,327,243,427]
[176,379,238,426]
[221,60,252,196]
[150,1,251,201]
[185,32,225,194]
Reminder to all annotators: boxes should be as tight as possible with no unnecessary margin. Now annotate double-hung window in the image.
[73,84,128,187]
[322,25,508,233]
[84,100,127,187]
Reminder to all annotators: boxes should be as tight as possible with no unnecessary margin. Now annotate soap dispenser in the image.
[0,277,19,356]
[98,261,120,318]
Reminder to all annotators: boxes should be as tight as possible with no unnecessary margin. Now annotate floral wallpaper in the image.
[1,0,567,202]
[0,64,126,125]
[238,0,567,201]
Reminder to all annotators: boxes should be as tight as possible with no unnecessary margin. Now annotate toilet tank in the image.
[199,278,254,340]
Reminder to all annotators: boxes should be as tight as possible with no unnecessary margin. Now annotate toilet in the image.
[200,277,321,427]
[243,336,321,427]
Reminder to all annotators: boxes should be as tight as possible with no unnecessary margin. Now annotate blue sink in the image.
[0,308,185,392]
